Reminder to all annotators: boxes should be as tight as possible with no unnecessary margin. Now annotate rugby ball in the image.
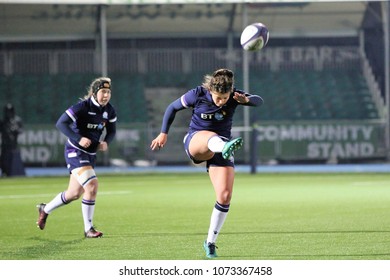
[240,22,269,51]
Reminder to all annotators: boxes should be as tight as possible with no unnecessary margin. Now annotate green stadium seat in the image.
[2,68,380,124]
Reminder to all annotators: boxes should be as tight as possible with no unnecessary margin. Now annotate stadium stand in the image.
[249,69,380,121]
[110,73,147,123]
[0,68,381,124]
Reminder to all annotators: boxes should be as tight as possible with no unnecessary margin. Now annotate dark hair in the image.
[202,68,234,94]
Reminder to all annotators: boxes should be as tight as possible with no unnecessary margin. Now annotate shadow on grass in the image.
[0,237,84,260]
[107,232,206,237]
[4,230,389,260]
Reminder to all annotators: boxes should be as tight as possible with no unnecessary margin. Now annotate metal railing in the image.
[0,46,361,75]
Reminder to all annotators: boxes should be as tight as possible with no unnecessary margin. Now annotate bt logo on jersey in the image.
[87,122,105,130]
[201,112,225,120]
[201,113,213,120]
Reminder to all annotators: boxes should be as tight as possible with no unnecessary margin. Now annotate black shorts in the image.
[64,141,96,172]
[183,131,235,170]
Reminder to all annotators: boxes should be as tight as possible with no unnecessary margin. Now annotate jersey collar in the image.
[91,95,103,108]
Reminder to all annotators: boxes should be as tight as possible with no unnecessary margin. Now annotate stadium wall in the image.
[16,120,387,167]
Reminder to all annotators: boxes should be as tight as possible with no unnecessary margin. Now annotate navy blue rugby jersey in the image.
[162,86,262,139]
[59,96,117,153]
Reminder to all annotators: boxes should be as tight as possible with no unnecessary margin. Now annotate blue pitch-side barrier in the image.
[24,164,390,177]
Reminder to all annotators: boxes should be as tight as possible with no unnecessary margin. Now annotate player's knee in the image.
[218,190,232,205]
[84,179,99,196]
[66,189,84,201]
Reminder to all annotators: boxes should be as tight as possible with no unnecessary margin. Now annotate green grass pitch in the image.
[0,172,389,260]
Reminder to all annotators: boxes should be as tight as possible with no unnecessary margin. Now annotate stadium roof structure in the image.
[0,0,376,42]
